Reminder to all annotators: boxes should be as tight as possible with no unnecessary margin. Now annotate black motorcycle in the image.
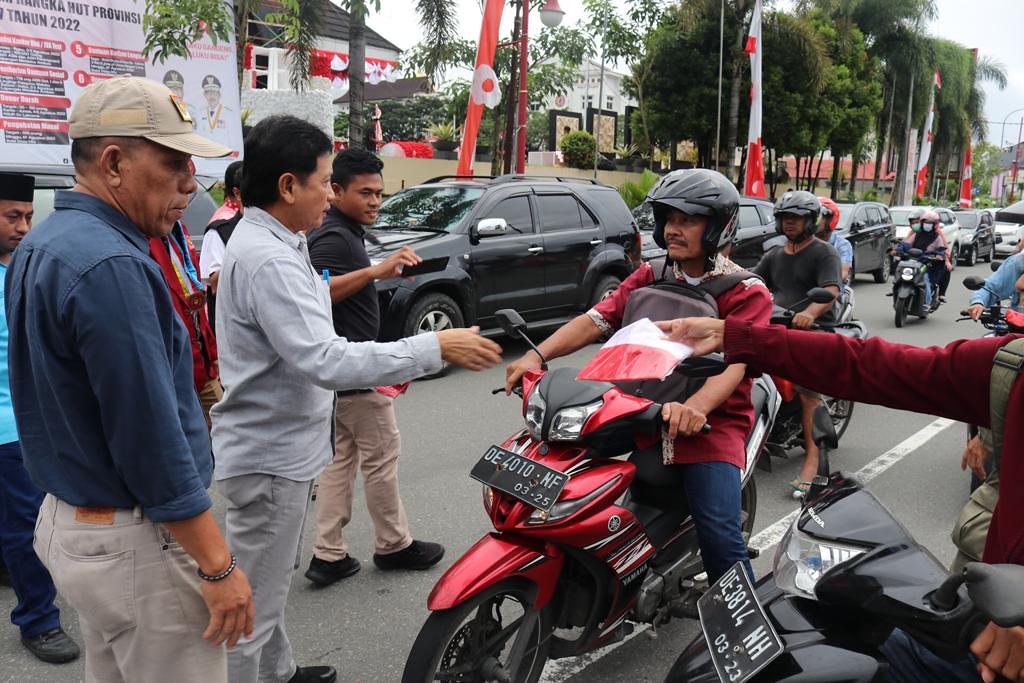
[890,247,945,327]
[760,290,866,469]
[666,405,1024,683]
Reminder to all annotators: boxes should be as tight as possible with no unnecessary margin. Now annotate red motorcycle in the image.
[402,310,778,683]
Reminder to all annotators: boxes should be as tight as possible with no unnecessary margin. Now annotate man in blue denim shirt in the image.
[7,76,254,682]
[967,252,1024,319]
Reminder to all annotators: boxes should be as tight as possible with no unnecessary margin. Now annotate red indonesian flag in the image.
[577,319,693,383]
[916,103,937,198]
[743,0,766,198]
[456,0,505,177]
[934,69,942,89]
[960,143,973,208]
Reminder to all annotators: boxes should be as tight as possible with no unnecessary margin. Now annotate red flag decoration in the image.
[373,103,383,151]
[959,143,973,208]
[915,69,940,198]
[743,0,766,197]
[577,319,693,383]
[934,68,942,89]
[456,0,504,177]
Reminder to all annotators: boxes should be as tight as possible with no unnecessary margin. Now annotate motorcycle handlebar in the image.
[492,386,524,397]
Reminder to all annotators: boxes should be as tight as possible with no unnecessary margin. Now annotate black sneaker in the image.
[21,627,80,664]
[287,665,337,683]
[373,540,445,571]
[304,555,361,586]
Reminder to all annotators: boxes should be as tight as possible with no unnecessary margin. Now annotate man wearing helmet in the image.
[817,197,852,283]
[504,169,772,582]
[894,209,947,307]
[753,191,842,497]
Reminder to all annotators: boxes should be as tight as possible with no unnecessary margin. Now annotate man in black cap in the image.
[162,69,199,129]
[0,172,80,664]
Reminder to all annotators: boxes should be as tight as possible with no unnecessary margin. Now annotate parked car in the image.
[4,164,218,251]
[834,201,895,282]
[369,175,639,340]
[890,204,961,266]
[951,208,997,265]
[994,221,1024,256]
[634,195,776,268]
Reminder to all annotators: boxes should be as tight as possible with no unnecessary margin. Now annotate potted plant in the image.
[428,122,460,152]
[614,143,639,171]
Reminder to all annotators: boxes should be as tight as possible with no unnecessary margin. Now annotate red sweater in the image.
[724,319,1024,566]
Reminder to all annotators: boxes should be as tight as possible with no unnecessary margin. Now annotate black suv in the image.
[635,195,777,268]
[833,201,895,282]
[951,208,997,265]
[370,175,639,340]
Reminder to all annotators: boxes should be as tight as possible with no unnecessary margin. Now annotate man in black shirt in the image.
[304,148,443,586]
[753,191,841,498]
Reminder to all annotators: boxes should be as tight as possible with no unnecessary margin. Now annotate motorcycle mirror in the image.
[811,404,839,451]
[962,276,986,291]
[992,259,1004,273]
[807,287,837,305]
[964,563,1024,627]
[496,309,528,337]
[677,354,728,378]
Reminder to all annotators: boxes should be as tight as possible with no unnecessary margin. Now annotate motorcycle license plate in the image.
[470,445,567,512]
[698,563,783,683]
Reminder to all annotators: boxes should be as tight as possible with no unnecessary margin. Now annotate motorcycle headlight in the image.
[525,389,546,440]
[548,400,604,441]
[900,267,915,281]
[772,519,866,600]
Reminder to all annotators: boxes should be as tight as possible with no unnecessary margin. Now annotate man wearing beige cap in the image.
[6,75,253,683]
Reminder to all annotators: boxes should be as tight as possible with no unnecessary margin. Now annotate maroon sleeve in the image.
[590,264,654,331]
[723,319,1010,428]
[717,279,773,327]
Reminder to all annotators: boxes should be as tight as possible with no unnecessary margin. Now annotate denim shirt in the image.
[970,253,1024,310]
[5,191,212,522]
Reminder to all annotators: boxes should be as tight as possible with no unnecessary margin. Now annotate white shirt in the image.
[199,230,225,281]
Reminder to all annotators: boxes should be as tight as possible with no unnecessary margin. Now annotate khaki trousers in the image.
[34,495,226,683]
[199,377,225,432]
[313,391,412,561]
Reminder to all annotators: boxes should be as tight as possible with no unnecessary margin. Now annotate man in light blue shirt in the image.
[966,253,1024,319]
[0,173,79,664]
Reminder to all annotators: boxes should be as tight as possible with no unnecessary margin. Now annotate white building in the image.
[538,57,637,116]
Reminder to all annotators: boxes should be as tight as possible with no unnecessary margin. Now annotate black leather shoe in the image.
[287,665,337,683]
[374,540,445,571]
[304,555,361,586]
[21,628,80,664]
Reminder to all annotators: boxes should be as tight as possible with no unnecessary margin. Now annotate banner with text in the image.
[0,0,242,177]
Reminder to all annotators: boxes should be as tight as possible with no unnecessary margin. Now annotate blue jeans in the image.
[628,449,752,583]
[922,271,933,307]
[879,629,981,682]
[0,441,60,638]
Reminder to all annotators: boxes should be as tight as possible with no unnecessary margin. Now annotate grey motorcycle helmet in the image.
[646,169,740,270]
[773,190,821,240]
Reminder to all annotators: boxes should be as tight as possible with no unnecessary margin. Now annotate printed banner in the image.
[0,1,242,177]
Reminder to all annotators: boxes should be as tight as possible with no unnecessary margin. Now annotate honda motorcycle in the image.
[401,310,779,683]
[666,403,1024,683]
[760,289,865,469]
[890,248,945,327]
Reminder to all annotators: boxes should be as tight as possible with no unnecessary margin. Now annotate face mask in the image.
[922,224,934,232]
[911,223,921,232]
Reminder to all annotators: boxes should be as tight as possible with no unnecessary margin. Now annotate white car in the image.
[994,221,1024,256]
[889,205,961,264]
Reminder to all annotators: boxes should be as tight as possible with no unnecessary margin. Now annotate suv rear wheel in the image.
[405,292,465,337]
[591,275,622,307]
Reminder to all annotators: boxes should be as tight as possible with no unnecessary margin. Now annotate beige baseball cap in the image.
[69,75,232,158]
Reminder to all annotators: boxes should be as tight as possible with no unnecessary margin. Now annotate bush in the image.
[618,169,661,210]
[561,130,595,169]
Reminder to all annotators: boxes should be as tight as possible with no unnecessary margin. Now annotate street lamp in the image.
[999,107,1024,151]
[515,0,564,174]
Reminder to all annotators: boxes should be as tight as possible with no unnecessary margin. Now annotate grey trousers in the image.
[34,495,227,683]
[220,474,314,683]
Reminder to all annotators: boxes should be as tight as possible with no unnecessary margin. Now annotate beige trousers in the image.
[313,391,412,561]
[34,495,226,683]
[199,377,225,432]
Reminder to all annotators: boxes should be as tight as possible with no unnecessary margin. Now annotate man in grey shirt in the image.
[211,115,502,683]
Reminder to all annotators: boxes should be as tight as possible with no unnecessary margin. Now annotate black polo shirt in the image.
[308,206,379,342]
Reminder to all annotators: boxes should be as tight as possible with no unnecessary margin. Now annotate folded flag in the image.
[577,318,693,382]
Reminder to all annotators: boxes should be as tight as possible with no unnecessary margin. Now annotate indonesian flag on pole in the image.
[456,0,504,177]
[577,319,693,382]
[934,68,942,89]
[744,0,766,198]
[373,104,383,152]
[915,69,942,197]
[959,143,973,207]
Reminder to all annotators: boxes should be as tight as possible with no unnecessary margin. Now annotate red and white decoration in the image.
[743,0,766,198]
[457,0,505,176]
[916,69,942,198]
[577,319,693,383]
[959,142,973,208]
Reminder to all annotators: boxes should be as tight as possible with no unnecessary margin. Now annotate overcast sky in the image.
[360,0,1023,146]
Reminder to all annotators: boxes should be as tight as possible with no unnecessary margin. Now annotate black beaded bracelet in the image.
[197,554,237,582]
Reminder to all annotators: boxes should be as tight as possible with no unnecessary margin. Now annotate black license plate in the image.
[469,445,567,512]
[697,562,784,683]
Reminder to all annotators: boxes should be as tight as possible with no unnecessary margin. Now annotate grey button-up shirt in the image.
[211,207,442,481]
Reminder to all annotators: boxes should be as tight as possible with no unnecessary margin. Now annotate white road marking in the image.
[538,416,956,683]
